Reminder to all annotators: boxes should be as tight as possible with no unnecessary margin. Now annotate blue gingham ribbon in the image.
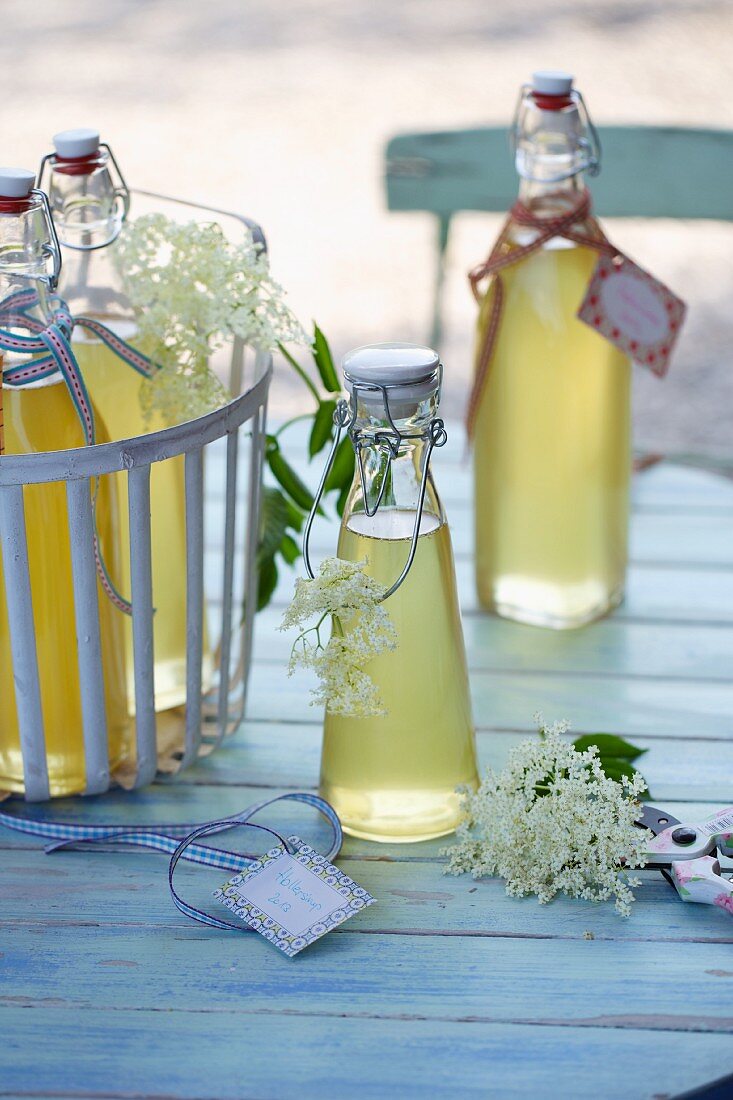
[0,792,343,933]
[0,287,156,615]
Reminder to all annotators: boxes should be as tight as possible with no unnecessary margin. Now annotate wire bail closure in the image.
[26,188,63,291]
[511,85,602,183]
[302,374,447,602]
[37,142,131,252]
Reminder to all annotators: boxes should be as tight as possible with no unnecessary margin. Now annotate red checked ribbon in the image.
[466,189,619,440]
[0,288,155,615]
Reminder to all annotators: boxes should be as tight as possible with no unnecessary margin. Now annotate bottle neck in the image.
[518,169,585,214]
[344,425,443,528]
[514,92,594,218]
[48,160,135,334]
[48,155,121,249]
[0,198,56,373]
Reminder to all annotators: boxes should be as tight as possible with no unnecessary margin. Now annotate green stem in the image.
[275,412,317,438]
[278,342,321,403]
[291,612,331,663]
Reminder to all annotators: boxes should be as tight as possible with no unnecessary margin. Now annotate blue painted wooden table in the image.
[2,436,733,1099]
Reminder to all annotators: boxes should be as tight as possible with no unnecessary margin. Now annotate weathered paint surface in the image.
[1,451,733,1098]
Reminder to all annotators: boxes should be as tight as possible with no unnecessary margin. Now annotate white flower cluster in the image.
[444,717,648,917]
[280,557,397,717]
[115,214,306,424]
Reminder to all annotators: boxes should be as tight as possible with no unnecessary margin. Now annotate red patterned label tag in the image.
[577,254,686,377]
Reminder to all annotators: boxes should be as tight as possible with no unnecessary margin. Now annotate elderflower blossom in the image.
[280,557,397,717]
[115,214,306,424]
[444,716,647,917]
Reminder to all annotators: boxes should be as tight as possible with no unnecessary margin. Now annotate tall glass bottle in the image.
[41,129,211,712]
[316,343,478,842]
[0,167,129,795]
[472,72,631,629]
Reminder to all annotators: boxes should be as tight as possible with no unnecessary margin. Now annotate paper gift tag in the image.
[577,254,686,377]
[214,834,376,957]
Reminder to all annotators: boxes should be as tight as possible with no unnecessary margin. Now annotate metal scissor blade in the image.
[635,805,678,888]
[636,804,681,836]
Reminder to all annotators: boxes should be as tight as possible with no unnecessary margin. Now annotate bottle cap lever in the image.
[31,188,62,291]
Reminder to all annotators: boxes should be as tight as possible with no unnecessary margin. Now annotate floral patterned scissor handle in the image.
[638,805,733,914]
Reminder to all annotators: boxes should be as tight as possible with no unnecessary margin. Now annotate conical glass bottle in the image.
[472,72,631,629]
[42,129,212,713]
[0,167,130,795]
[316,343,478,842]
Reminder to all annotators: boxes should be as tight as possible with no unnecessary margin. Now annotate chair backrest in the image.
[385,125,733,222]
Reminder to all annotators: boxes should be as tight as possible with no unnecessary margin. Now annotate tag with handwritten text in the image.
[214,835,376,957]
[577,254,686,377]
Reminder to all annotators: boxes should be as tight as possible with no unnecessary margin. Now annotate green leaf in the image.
[285,498,305,533]
[257,555,279,611]
[596,758,638,783]
[277,342,320,403]
[573,734,647,761]
[312,324,340,393]
[324,436,355,493]
[258,486,290,565]
[598,758,650,798]
[267,445,316,513]
[309,399,337,459]
[279,532,300,565]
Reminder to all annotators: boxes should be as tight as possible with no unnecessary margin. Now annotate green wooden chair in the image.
[384,125,733,348]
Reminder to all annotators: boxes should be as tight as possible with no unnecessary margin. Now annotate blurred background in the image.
[6,0,732,457]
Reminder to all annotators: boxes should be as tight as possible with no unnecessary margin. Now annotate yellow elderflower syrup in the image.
[474,239,630,627]
[321,509,477,841]
[72,337,213,710]
[46,129,212,713]
[471,71,631,629]
[306,342,479,843]
[0,378,130,795]
[0,166,130,795]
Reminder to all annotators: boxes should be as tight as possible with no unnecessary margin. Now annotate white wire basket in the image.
[0,191,272,801]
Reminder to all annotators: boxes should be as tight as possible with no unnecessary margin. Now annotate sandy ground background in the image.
[4,0,732,457]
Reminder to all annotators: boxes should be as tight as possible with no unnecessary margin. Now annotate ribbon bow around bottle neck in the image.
[0,287,155,614]
[0,792,343,933]
[466,188,620,440]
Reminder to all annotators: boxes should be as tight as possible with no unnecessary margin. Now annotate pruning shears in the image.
[638,805,733,914]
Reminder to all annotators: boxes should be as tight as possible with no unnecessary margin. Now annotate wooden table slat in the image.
[3,441,733,1099]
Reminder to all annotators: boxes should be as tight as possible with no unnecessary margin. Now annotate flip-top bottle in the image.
[470,72,631,629]
[308,343,479,842]
[41,129,212,712]
[0,167,129,795]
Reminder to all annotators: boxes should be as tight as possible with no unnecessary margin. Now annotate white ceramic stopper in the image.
[0,167,35,198]
[343,342,441,412]
[53,128,100,158]
[532,70,574,96]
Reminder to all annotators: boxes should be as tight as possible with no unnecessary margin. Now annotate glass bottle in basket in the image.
[0,168,130,796]
[470,72,630,629]
[306,343,479,842]
[40,129,213,715]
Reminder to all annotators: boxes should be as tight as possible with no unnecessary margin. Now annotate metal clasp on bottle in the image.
[37,142,131,252]
[30,188,62,291]
[302,374,447,602]
[511,84,602,182]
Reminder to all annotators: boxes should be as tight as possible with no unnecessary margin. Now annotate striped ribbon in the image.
[0,288,156,614]
[466,189,619,440]
[0,792,343,932]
